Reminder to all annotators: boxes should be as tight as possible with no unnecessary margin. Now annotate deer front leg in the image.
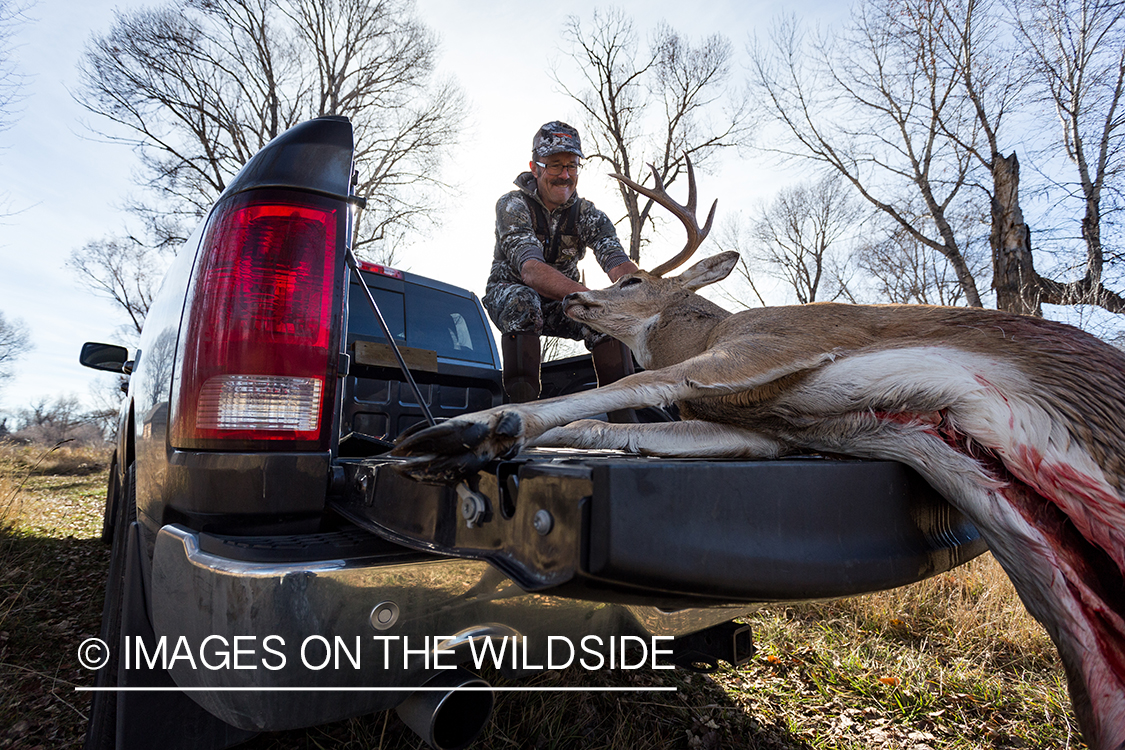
[390,382,663,483]
[392,345,835,483]
[533,419,788,458]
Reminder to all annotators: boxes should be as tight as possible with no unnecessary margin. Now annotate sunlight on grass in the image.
[0,440,109,532]
[735,555,1083,749]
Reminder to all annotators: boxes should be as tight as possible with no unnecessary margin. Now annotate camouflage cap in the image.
[532,121,584,159]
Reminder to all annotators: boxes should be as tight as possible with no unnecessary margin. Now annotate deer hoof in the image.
[394,452,492,485]
[393,420,487,455]
[390,411,524,484]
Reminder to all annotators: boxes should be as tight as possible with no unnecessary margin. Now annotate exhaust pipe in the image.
[395,667,494,750]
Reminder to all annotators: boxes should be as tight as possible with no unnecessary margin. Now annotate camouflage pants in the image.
[482,282,603,349]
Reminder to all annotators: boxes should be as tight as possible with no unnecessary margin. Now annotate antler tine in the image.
[609,153,717,277]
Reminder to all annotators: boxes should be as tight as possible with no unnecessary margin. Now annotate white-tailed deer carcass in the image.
[394,161,1125,750]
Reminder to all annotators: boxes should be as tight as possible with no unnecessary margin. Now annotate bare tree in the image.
[75,0,466,259]
[0,0,27,135]
[555,8,753,263]
[922,0,1040,313]
[67,236,162,339]
[713,214,770,309]
[750,6,987,308]
[540,336,585,363]
[0,0,29,217]
[746,175,864,304]
[86,375,128,439]
[14,396,104,446]
[923,0,1123,315]
[752,0,1125,317]
[0,311,30,386]
[1011,0,1125,312]
[856,209,992,305]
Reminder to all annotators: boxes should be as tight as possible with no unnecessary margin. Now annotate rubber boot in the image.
[591,338,639,423]
[502,332,541,403]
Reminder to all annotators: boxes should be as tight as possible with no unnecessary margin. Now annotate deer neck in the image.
[636,294,730,370]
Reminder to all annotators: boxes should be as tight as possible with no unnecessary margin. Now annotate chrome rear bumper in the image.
[150,524,755,731]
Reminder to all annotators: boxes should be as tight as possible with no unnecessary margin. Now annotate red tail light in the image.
[171,189,343,450]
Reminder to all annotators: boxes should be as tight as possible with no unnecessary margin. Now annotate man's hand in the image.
[521,259,641,300]
[608,261,639,282]
[520,259,588,300]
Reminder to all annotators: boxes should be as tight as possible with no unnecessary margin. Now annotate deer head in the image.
[564,252,738,369]
[563,154,735,369]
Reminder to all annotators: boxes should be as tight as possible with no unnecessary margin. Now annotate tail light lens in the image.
[170,189,343,450]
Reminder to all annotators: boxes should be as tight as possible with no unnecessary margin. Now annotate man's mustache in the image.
[550,178,575,188]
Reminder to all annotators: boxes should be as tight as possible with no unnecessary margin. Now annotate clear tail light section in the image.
[170,189,343,451]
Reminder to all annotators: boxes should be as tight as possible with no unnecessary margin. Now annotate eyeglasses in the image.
[535,161,581,175]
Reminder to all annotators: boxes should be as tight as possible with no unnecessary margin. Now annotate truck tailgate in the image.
[331,452,986,607]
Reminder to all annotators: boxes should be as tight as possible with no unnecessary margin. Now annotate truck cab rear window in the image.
[348,280,494,365]
[348,283,406,342]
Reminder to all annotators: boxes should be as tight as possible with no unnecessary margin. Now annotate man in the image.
[484,121,640,408]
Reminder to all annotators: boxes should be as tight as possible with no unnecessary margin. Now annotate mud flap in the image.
[116,522,258,750]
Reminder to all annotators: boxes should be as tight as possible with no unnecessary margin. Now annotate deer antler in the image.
[611,153,717,277]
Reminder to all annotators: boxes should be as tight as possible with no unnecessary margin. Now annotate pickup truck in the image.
[78,115,986,750]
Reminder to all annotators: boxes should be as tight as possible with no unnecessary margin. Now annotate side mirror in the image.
[80,342,130,373]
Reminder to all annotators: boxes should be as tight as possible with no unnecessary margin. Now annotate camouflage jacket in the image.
[486,172,631,293]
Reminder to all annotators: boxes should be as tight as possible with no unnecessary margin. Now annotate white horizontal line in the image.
[76,686,677,693]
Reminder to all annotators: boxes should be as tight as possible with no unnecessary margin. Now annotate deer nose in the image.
[563,292,579,305]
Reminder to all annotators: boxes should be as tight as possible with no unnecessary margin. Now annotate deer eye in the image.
[620,277,643,288]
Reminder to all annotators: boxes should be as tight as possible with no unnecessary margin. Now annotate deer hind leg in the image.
[533,419,787,458]
[392,347,836,483]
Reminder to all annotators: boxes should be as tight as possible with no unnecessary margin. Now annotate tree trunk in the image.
[628,198,642,263]
[990,152,1040,316]
[1080,184,1103,286]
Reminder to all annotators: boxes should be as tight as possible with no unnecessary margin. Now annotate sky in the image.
[0,0,843,417]
[0,1,146,416]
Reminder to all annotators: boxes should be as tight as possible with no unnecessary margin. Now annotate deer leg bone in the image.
[532,419,787,458]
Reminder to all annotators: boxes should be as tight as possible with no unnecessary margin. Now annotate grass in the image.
[735,576,1079,749]
[0,441,112,749]
[0,440,1085,749]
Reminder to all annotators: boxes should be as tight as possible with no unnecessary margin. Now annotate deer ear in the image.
[676,251,739,292]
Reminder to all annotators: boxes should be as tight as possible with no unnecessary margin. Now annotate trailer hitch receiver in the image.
[666,621,755,673]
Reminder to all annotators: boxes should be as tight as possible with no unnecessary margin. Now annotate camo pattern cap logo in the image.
[532,121,583,159]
